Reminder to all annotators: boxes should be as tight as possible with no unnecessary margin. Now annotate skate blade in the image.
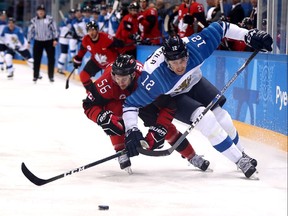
[248,172,260,180]
[205,168,214,172]
[124,167,133,175]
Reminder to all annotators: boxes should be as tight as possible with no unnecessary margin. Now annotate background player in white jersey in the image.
[1,18,33,78]
[0,11,7,71]
[57,9,76,75]
[69,9,87,73]
[122,21,273,179]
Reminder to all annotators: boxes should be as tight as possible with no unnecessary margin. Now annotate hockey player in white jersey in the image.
[1,18,33,78]
[69,9,87,73]
[57,9,76,75]
[122,21,273,179]
[0,10,7,71]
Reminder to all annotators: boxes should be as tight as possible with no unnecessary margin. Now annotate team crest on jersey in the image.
[87,45,91,51]
[174,75,192,93]
[76,26,84,36]
[11,36,19,44]
[94,53,108,65]
[119,94,126,100]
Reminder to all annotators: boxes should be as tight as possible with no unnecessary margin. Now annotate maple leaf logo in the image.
[94,53,108,65]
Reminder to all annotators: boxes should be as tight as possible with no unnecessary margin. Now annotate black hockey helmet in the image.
[86,20,98,31]
[69,8,76,14]
[128,2,139,10]
[8,17,15,23]
[162,35,188,61]
[112,55,137,76]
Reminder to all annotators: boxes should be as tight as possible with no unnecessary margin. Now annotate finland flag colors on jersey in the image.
[1,25,27,50]
[123,21,248,129]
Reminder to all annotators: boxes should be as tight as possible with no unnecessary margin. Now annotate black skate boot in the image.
[242,152,257,167]
[118,152,132,174]
[7,72,13,78]
[58,69,65,75]
[189,154,210,171]
[237,157,257,178]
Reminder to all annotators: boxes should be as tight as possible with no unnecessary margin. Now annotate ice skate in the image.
[236,157,258,179]
[242,152,257,167]
[7,72,13,79]
[57,69,65,75]
[118,152,132,174]
[188,154,211,171]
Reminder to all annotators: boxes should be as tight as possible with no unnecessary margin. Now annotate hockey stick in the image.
[99,0,119,32]
[65,67,76,89]
[21,150,125,186]
[138,50,259,157]
[219,0,225,19]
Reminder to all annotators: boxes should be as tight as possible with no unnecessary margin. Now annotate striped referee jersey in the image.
[27,15,59,42]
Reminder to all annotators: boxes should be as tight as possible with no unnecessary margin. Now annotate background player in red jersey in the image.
[115,2,140,58]
[82,54,210,174]
[138,0,161,45]
[72,20,125,95]
[178,0,207,38]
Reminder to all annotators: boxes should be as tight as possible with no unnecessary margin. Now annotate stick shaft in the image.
[21,151,124,186]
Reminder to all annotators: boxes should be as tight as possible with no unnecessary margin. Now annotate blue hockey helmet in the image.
[112,55,136,76]
[162,35,188,61]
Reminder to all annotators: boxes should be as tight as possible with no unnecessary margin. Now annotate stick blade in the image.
[137,147,171,157]
[21,162,47,186]
[65,79,69,89]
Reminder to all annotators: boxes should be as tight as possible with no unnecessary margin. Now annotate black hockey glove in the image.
[244,29,273,52]
[183,14,194,24]
[97,110,125,136]
[128,33,141,43]
[145,124,168,150]
[125,128,148,157]
[72,55,82,69]
[15,45,20,51]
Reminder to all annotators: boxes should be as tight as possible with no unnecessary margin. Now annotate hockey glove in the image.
[145,124,168,150]
[125,128,148,157]
[97,110,124,136]
[183,14,194,24]
[72,55,82,69]
[15,45,20,51]
[128,33,141,43]
[244,29,273,52]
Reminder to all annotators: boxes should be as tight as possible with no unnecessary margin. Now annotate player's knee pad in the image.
[110,135,125,151]
[212,106,237,140]
[4,54,13,66]
[59,53,68,62]
[190,107,227,145]
[165,124,178,142]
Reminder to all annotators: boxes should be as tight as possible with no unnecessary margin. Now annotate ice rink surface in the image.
[0,64,287,216]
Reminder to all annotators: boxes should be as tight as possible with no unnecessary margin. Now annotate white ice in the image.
[0,63,287,216]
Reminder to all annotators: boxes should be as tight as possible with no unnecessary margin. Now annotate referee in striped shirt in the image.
[27,4,59,82]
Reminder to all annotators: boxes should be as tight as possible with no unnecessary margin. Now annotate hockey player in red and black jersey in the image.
[115,2,139,58]
[82,54,210,173]
[73,20,125,95]
[138,0,161,45]
[178,0,207,38]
